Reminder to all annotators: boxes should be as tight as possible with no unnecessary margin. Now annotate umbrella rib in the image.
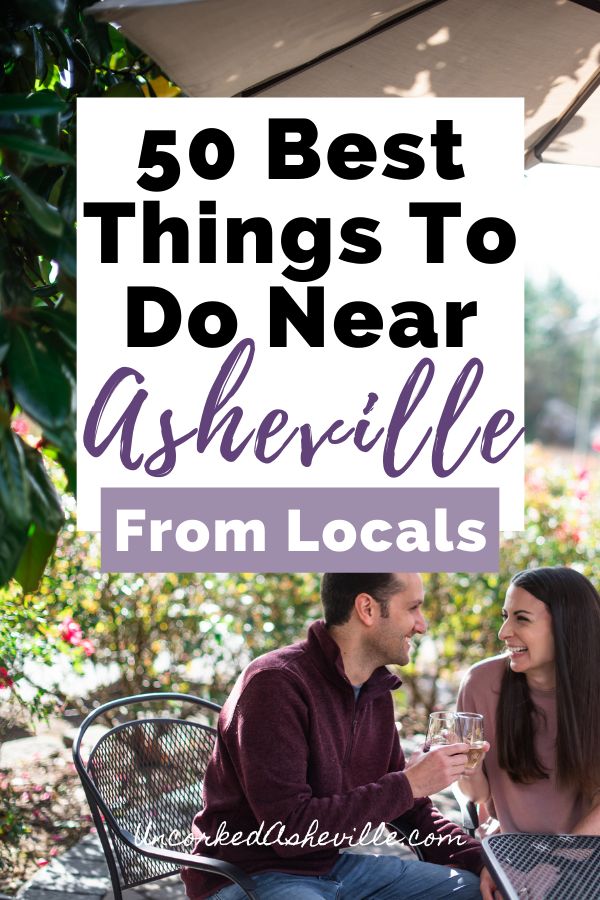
[243,0,450,97]
[530,64,600,164]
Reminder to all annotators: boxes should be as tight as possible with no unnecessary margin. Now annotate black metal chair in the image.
[451,783,480,838]
[73,692,258,899]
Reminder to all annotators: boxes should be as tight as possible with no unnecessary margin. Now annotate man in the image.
[183,573,485,899]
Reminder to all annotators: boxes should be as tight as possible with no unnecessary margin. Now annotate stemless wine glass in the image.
[425,711,459,749]
[456,712,485,769]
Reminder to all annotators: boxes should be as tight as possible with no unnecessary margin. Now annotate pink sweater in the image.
[457,655,584,833]
[183,621,483,898]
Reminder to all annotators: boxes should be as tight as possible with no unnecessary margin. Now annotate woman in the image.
[457,566,600,835]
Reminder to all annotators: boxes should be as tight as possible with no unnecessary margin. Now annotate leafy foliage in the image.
[0,0,178,590]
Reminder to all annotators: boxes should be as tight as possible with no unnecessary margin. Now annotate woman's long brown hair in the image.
[497,566,600,798]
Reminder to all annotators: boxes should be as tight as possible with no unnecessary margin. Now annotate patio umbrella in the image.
[91,0,600,166]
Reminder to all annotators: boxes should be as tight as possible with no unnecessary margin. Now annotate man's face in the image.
[368,572,427,666]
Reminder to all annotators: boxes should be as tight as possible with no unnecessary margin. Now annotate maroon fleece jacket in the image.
[182,621,483,898]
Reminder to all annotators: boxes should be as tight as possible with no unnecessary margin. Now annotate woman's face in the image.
[498,585,555,685]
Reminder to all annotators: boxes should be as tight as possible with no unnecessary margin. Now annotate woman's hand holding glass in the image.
[453,710,492,810]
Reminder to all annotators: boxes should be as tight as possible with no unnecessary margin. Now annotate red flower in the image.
[59,617,83,646]
[0,667,14,689]
[80,638,95,657]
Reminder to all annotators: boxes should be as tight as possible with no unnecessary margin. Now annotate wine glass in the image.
[425,711,459,749]
[456,712,485,769]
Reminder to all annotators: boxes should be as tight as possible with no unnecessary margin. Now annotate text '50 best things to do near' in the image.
[77,97,524,572]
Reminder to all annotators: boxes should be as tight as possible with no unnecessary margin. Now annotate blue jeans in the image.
[208,852,481,899]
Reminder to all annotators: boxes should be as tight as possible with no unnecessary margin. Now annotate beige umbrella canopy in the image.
[91,0,600,166]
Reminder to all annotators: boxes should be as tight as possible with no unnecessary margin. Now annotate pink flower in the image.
[592,435,600,453]
[59,617,83,646]
[36,859,49,867]
[0,667,14,689]
[80,638,95,657]
[10,417,29,436]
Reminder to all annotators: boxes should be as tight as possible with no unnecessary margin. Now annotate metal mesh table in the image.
[483,833,600,900]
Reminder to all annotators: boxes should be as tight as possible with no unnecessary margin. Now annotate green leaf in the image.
[23,442,63,531]
[5,325,72,430]
[81,17,112,66]
[13,524,57,593]
[105,82,144,98]
[32,284,60,299]
[0,422,31,529]
[108,24,127,53]
[9,172,64,237]
[0,132,73,165]
[37,256,52,282]
[14,445,64,593]
[10,0,68,28]
[0,92,65,117]
[57,166,75,224]
[32,28,48,83]
[0,316,9,366]
[31,307,76,351]
[0,506,28,587]
[39,411,76,457]
[55,227,75,277]
[56,448,76,494]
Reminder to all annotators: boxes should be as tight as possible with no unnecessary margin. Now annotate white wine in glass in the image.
[456,713,485,769]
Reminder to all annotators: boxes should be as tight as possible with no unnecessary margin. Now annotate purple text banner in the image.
[101,487,499,572]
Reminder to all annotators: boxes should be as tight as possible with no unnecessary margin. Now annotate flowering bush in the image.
[0,594,96,727]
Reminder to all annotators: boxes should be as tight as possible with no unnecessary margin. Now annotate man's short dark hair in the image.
[320,573,405,626]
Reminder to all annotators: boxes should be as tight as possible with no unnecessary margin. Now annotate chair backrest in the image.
[74,693,221,892]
